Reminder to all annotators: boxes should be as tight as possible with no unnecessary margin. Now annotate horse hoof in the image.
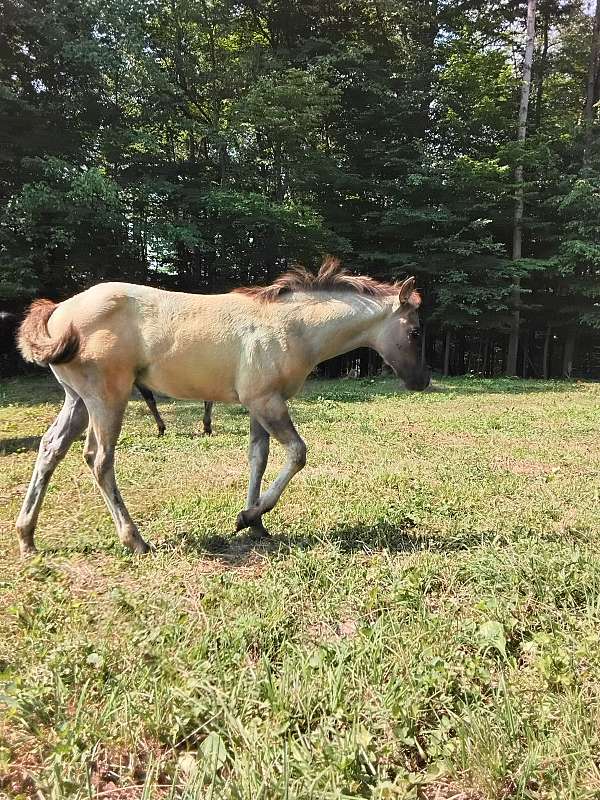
[158,428,165,437]
[19,544,38,560]
[235,510,250,532]
[249,523,270,540]
[124,536,151,554]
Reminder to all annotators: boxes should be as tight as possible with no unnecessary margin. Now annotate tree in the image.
[506,0,537,376]
[2,0,600,379]
[583,0,600,167]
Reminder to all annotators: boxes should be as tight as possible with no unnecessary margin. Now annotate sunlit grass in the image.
[1,375,600,798]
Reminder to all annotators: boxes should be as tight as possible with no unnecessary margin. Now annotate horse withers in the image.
[15,257,429,557]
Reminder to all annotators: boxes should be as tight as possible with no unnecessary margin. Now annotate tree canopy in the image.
[1,0,599,377]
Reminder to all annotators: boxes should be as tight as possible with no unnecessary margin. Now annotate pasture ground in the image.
[1,375,600,800]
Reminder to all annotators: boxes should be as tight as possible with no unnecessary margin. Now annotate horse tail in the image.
[17,299,80,366]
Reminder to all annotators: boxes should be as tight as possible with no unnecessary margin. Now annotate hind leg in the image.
[16,385,88,558]
[202,401,213,436]
[83,397,150,554]
[244,416,270,538]
[136,383,166,436]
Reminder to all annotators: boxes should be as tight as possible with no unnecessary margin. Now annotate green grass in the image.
[1,375,600,799]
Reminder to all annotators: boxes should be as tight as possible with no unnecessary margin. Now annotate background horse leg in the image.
[136,383,166,436]
[236,395,306,532]
[202,401,213,435]
[16,385,88,557]
[244,416,270,537]
[83,396,150,554]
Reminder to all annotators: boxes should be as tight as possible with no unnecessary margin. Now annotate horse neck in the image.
[291,292,393,365]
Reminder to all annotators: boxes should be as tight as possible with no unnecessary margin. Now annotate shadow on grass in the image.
[2,375,584,412]
[158,520,499,568]
[25,520,502,565]
[0,435,42,455]
[0,375,63,408]
[300,376,583,404]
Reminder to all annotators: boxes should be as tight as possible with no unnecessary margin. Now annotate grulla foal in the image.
[16,257,429,557]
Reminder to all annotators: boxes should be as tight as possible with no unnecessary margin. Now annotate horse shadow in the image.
[162,520,498,568]
[22,519,500,566]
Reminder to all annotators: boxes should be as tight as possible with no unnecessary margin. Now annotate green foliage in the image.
[0,0,599,372]
[0,158,142,297]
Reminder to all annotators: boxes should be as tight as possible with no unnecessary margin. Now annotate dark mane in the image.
[233,256,401,302]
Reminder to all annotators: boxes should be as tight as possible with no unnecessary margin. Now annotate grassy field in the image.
[1,375,600,799]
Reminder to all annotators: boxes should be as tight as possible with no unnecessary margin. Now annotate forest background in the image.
[1,0,599,378]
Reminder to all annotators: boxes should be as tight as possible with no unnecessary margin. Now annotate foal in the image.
[16,257,429,557]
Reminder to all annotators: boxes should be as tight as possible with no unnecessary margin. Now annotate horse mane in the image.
[233,256,402,302]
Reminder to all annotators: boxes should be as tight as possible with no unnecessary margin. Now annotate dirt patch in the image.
[0,483,30,505]
[90,742,171,798]
[54,543,276,631]
[307,615,360,643]
[60,555,140,599]
[421,780,485,800]
[492,456,556,478]
[0,725,43,799]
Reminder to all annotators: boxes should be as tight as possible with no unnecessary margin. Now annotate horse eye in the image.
[409,327,421,340]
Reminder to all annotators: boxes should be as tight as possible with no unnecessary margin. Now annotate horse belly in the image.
[142,349,239,403]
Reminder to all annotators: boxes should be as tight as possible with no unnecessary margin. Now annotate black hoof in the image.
[235,510,250,532]
[126,537,151,554]
[249,522,270,540]
[236,506,262,532]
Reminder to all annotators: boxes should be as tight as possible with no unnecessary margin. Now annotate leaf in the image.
[477,620,507,657]
[0,692,19,709]
[86,653,104,668]
[355,725,372,749]
[309,649,324,668]
[177,752,198,778]
[200,732,228,769]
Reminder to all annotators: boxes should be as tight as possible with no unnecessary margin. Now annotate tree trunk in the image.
[542,323,552,379]
[584,0,600,168]
[506,0,537,377]
[413,0,439,142]
[522,330,529,378]
[457,337,466,375]
[533,4,550,131]
[562,328,576,379]
[443,329,452,377]
[482,336,489,376]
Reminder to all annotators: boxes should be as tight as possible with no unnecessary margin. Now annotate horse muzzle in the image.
[403,367,431,392]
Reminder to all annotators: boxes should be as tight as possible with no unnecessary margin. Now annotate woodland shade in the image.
[1,0,599,378]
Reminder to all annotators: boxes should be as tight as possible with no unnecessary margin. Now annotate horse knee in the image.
[37,428,75,470]
[83,446,95,471]
[292,439,307,470]
[94,453,112,483]
[39,434,61,467]
[85,447,112,484]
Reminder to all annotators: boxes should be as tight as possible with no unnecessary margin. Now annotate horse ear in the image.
[397,277,421,308]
